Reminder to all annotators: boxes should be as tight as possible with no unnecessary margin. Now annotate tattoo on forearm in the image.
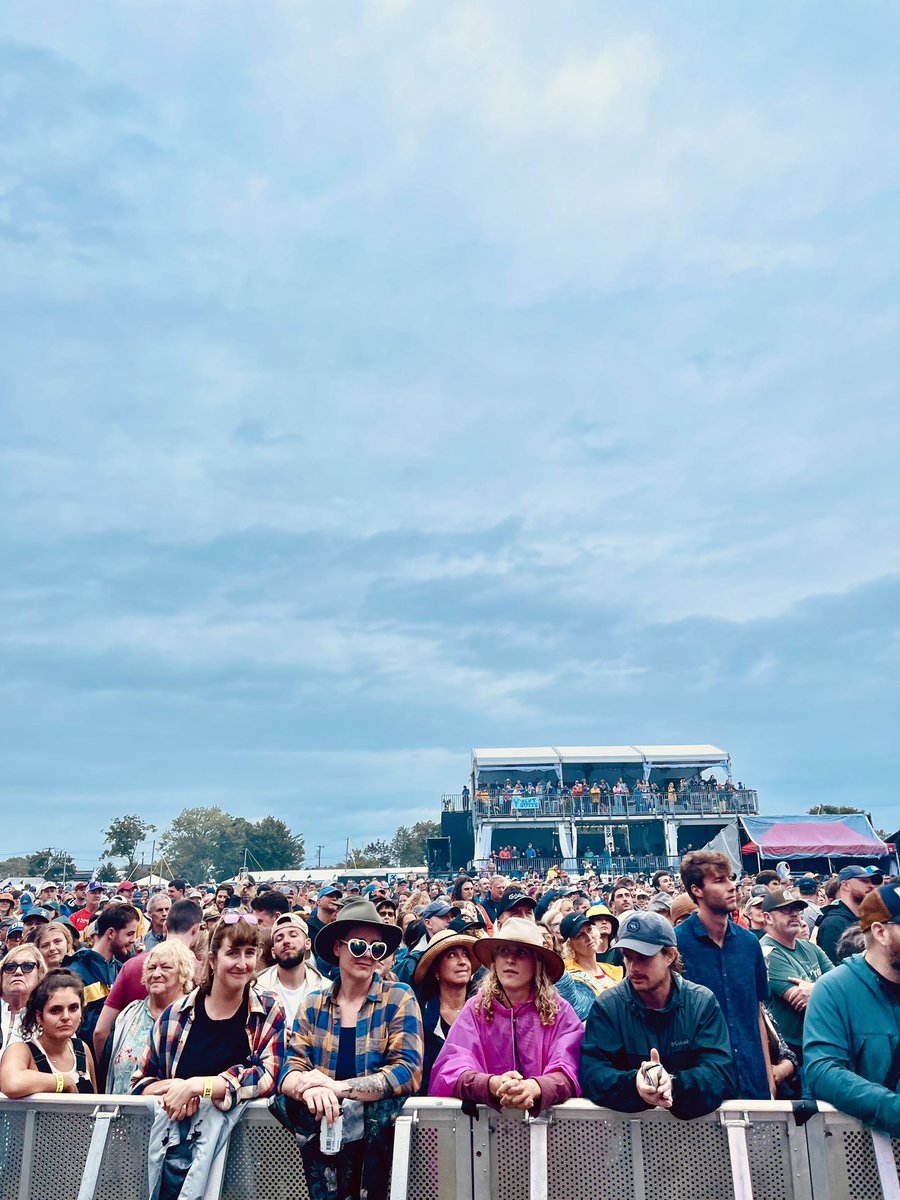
[341,1074,388,1099]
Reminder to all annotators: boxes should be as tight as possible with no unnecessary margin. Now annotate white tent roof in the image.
[473,744,730,769]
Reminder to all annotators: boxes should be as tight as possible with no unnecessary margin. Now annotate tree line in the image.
[0,809,441,883]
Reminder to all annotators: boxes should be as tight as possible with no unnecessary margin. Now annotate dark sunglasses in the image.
[2,961,38,975]
[220,911,259,926]
[341,937,389,961]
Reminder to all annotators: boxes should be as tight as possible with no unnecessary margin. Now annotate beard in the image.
[274,951,305,971]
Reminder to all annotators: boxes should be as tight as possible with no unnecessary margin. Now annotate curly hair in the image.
[141,939,195,995]
[475,954,561,1027]
[21,969,83,1040]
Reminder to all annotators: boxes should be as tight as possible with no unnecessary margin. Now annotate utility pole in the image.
[316,845,323,869]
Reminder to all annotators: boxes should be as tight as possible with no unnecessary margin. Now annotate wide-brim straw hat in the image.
[473,917,565,983]
[313,897,402,966]
[413,928,479,985]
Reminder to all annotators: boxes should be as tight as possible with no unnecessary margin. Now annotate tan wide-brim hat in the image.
[473,916,565,983]
[413,928,479,985]
[313,897,402,966]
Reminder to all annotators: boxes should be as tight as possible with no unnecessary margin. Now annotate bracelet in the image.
[202,1077,214,1099]
[54,1073,65,1094]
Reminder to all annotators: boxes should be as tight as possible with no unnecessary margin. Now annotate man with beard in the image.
[760,889,832,1065]
[256,912,327,1035]
[805,882,900,1136]
[69,903,140,1043]
[677,852,772,1100]
[814,865,882,964]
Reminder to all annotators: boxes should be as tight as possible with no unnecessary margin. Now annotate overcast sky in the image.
[3,2,899,868]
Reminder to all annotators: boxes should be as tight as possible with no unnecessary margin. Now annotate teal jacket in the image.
[803,953,900,1136]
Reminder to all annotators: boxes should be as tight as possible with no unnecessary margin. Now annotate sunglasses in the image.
[340,937,389,961]
[2,961,38,975]
[220,912,259,926]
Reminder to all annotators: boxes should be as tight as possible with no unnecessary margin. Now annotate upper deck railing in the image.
[442,785,759,819]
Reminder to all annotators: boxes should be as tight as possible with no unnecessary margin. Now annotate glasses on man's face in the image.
[220,912,259,926]
[341,937,389,961]
[2,961,38,975]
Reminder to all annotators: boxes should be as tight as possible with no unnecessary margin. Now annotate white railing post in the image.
[719,1110,755,1200]
[873,1131,900,1200]
[76,1105,120,1200]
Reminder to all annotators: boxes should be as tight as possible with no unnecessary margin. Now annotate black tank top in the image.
[28,1038,94,1094]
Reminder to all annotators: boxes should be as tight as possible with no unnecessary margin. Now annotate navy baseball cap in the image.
[497,888,537,918]
[422,899,452,920]
[838,865,883,884]
[794,877,819,896]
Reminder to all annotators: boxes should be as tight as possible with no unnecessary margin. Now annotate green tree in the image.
[159,807,243,882]
[390,820,440,867]
[807,805,864,815]
[103,814,156,876]
[26,848,77,882]
[244,817,305,872]
[95,859,123,883]
[159,807,305,882]
[362,840,393,866]
[0,855,30,879]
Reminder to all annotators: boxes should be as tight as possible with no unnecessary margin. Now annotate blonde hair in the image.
[141,939,195,994]
[1,944,48,1001]
[33,922,74,959]
[475,954,561,1027]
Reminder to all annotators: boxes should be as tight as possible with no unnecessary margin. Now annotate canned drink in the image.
[320,1114,343,1154]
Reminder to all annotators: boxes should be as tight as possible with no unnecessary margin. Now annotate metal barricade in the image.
[1,1095,898,1200]
[392,1099,900,1200]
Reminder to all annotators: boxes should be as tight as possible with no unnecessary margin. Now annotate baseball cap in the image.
[317,886,343,900]
[7,923,24,938]
[559,912,591,941]
[39,881,58,890]
[859,883,900,931]
[23,907,52,924]
[422,899,453,920]
[838,865,883,884]
[761,888,807,913]
[272,912,310,937]
[794,877,819,896]
[497,888,537,918]
[615,911,677,955]
[87,882,104,893]
[117,881,136,891]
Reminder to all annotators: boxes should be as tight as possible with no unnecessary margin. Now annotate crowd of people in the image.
[456,773,753,818]
[0,854,897,1199]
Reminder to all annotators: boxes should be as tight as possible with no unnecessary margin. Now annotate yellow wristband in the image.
[202,1077,214,1099]
[55,1073,65,1094]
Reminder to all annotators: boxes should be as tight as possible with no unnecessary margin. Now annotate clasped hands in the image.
[283,1068,343,1124]
[143,1077,207,1120]
[489,1070,541,1110]
[635,1048,673,1109]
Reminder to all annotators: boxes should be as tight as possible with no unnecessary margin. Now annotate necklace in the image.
[37,1036,75,1073]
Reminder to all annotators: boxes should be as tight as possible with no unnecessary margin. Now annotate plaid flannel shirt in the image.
[132,985,286,1110]
[281,975,423,1096]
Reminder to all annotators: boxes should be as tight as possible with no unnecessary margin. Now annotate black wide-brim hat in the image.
[313,897,403,966]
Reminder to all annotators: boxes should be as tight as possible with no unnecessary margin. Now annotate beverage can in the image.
[320,1113,343,1154]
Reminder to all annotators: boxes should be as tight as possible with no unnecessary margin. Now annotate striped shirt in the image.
[132,985,285,1110]
[283,975,423,1096]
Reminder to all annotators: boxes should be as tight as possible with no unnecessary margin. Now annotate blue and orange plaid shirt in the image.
[132,985,286,1110]
[282,975,423,1096]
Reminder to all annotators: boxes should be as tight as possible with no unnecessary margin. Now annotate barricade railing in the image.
[1,1094,897,1200]
[442,789,760,818]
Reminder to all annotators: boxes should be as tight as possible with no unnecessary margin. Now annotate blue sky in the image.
[2,3,899,867]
